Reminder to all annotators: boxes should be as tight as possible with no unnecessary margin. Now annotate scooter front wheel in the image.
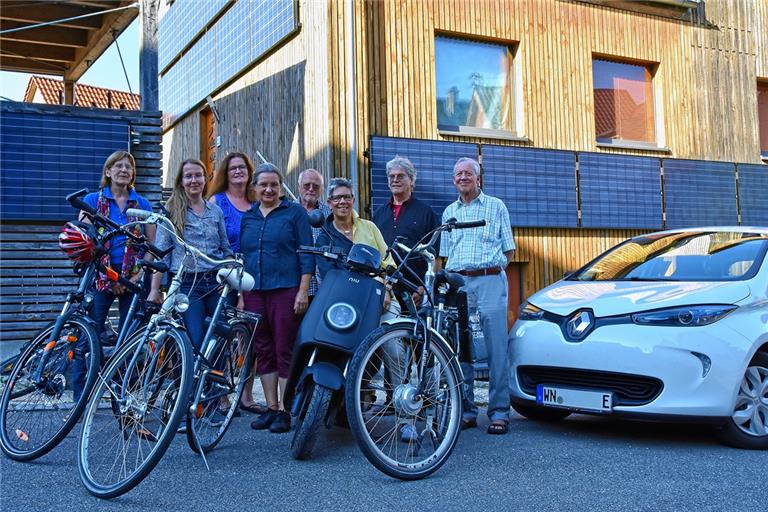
[290,382,332,460]
[345,324,463,480]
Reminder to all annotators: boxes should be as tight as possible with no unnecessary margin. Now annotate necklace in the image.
[334,221,353,235]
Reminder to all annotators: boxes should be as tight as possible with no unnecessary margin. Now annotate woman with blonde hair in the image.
[150,159,232,350]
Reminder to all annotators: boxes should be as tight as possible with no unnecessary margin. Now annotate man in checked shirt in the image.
[435,157,516,435]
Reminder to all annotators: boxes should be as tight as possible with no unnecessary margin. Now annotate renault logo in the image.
[565,310,594,341]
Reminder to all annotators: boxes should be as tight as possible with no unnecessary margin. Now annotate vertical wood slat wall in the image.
[327,0,766,299]
[162,0,333,194]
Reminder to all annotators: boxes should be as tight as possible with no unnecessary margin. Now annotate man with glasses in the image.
[436,157,515,435]
[372,156,438,437]
[297,169,331,304]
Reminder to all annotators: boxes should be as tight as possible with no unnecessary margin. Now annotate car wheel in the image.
[512,402,571,422]
[718,351,768,450]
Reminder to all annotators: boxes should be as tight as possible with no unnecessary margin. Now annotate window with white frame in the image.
[434,36,517,137]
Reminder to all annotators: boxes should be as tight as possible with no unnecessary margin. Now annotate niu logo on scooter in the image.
[348,277,360,284]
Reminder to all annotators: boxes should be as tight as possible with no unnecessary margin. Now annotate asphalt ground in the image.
[1,406,765,512]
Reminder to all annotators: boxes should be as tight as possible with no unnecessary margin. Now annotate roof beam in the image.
[0,4,103,30]
[0,55,68,75]
[0,20,89,47]
[0,41,77,62]
[64,3,138,81]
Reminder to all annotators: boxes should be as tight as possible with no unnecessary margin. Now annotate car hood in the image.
[529,281,752,317]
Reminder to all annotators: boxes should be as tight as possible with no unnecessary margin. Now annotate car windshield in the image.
[570,231,768,282]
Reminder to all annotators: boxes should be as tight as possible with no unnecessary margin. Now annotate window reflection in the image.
[593,59,655,144]
[435,36,512,132]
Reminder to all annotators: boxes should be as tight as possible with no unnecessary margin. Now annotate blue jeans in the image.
[180,273,223,352]
[72,287,134,401]
[460,271,510,423]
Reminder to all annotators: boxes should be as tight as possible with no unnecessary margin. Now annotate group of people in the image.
[82,148,516,437]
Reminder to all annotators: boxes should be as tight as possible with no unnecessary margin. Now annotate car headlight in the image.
[631,305,736,327]
[519,302,544,321]
[173,293,190,313]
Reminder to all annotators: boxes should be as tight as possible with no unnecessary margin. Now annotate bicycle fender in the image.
[301,362,345,391]
[382,317,417,328]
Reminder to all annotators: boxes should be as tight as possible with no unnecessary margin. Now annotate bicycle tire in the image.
[290,382,332,460]
[345,323,463,480]
[78,325,192,499]
[0,316,99,461]
[186,323,253,453]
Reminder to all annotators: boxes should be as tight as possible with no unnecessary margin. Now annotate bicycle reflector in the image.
[59,221,98,263]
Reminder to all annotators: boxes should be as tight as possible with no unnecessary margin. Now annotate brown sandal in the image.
[487,421,508,435]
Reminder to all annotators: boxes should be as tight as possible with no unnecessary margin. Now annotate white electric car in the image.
[509,227,768,449]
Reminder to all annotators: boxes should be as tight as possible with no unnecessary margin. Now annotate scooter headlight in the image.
[325,302,357,330]
[173,293,190,313]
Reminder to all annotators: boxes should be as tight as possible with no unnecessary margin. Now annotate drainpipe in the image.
[346,0,359,207]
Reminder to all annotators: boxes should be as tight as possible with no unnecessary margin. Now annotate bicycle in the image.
[344,217,485,480]
[0,189,166,462]
[77,208,259,499]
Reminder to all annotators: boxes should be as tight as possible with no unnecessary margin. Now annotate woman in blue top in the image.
[239,163,314,433]
[207,151,263,412]
[207,152,256,253]
[76,150,154,400]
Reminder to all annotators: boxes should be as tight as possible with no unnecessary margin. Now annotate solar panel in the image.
[0,112,129,221]
[158,0,231,72]
[663,159,737,228]
[579,153,662,229]
[369,136,478,216]
[159,0,297,127]
[481,145,578,228]
[737,164,768,226]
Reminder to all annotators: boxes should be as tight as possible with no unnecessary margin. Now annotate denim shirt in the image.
[156,201,233,273]
[240,199,314,291]
[83,187,152,265]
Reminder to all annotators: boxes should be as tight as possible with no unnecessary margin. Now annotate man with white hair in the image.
[436,156,515,435]
[297,168,331,303]
[372,155,438,441]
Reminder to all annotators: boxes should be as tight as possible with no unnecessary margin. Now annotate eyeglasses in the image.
[301,183,321,190]
[229,165,248,172]
[329,194,353,203]
[388,173,409,182]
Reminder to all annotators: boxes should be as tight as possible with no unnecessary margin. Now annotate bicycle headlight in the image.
[518,302,544,321]
[173,293,190,313]
[631,305,736,327]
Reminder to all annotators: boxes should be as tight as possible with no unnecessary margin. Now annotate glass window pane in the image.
[758,83,768,155]
[435,36,512,131]
[593,59,655,143]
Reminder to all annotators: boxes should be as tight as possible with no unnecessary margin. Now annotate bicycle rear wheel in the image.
[0,317,99,461]
[186,323,253,453]
[78,325,192,499]
[345,324,463,480]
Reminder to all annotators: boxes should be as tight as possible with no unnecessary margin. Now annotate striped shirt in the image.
[439,191,515,271]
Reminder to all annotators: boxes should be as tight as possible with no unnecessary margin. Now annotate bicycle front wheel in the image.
[0,316,99,461]
[186,322,253,453]
[345,324,463,480]
[78,325,193,499]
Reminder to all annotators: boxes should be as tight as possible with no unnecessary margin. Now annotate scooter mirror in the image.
[309,209,325,228]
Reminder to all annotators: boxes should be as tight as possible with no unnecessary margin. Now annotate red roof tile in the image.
[23,76,140,110]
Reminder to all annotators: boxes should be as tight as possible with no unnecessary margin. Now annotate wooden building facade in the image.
[160,0,768,325]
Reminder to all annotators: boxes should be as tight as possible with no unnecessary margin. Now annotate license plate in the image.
[536,385,612,413]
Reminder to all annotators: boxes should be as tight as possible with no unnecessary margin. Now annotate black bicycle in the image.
[345,217,485,480]
[0,189,166,461]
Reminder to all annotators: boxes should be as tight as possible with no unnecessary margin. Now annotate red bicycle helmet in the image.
[59,221,98,264]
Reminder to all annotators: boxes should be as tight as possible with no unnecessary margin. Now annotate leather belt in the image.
[456,267,501,277]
